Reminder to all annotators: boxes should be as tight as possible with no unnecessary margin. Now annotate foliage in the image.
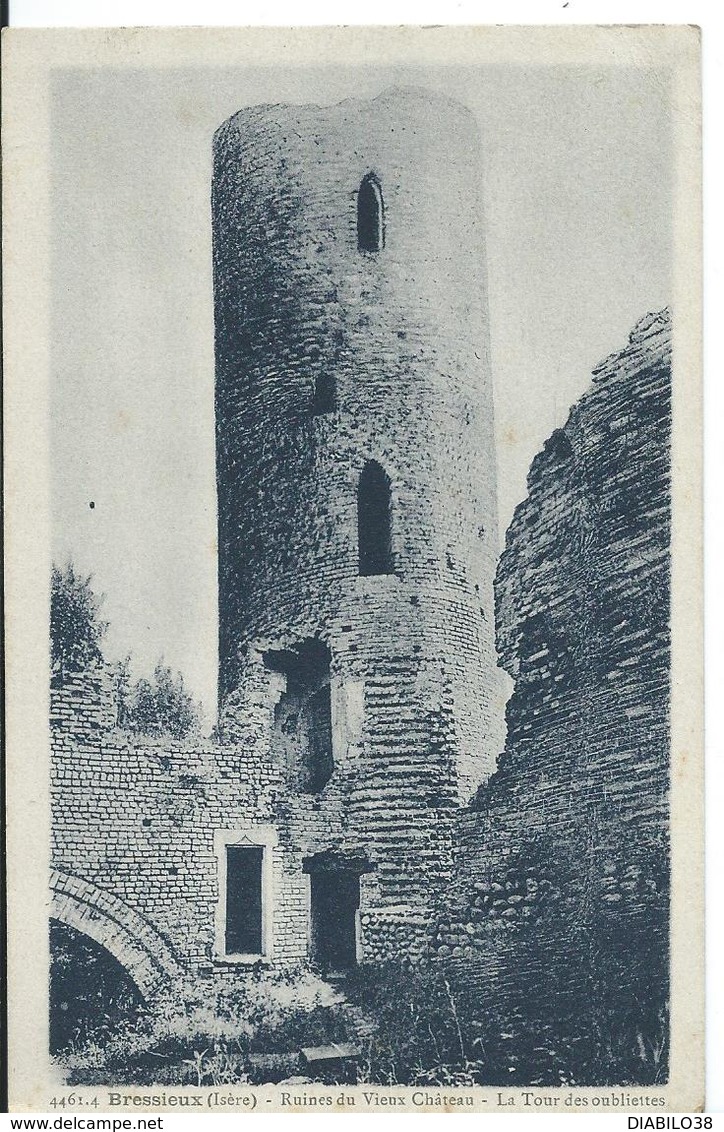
[348,929,668,1089]
[51,813,669,1089]
[114,658,202,739]
[345,831,669,1087]
[50,562,107,682]
[347,963,486,1086]
[49,562,201,736]
[49,921,144,1055]
[53,901,669,1089]
[53,961,349,1087]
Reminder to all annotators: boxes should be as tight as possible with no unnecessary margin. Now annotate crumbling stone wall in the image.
[432,312,671,1026]
[212,88,506,942]
[50,654,450,982]
[51,309,672,1004]
[492,308,670,858]
[51,668,311,984]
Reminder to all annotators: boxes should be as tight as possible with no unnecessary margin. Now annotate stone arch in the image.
[50,869,182,999]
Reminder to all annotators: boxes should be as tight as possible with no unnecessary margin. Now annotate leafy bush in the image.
[347,943,668,1089]
[347,963,486,1086]
[114,657,201,738]
[56,966,350,1087]
[50,563,107,682]
[348,829,669,1088]
[50,564,201,737]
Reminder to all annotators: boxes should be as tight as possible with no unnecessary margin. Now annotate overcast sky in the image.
[50,63,671,717]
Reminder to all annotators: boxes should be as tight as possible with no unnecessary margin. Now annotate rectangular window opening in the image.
[225,844,264,955]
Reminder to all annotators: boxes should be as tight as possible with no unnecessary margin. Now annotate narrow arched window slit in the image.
[357,175,384,252]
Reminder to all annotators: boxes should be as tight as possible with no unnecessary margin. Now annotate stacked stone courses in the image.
[493,307,670,842]
[51,669,308,975]
[213,88,505,945]
[50,310,671,988]
[431,309,671,967]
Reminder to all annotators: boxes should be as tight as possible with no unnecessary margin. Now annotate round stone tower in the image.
[212,88,504,962]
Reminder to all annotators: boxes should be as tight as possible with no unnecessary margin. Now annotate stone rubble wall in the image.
[51,654,453,977]
[431,310,671,972]
[51,667,310,981]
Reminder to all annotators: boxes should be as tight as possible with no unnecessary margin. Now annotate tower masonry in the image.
[212,88,504,964]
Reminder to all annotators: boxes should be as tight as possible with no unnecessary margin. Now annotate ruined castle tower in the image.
[212,89,503,965]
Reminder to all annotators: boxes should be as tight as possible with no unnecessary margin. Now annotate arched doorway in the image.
[50,920,144,1054]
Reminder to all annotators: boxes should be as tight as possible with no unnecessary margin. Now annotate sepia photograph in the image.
[2,23,703,1112]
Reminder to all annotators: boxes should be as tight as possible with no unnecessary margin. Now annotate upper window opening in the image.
[358,461,393,576]
[312,373,336,415]
[357,175,384,253]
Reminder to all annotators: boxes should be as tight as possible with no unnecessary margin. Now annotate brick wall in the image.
[51,310,671,1009]
[51,668,310,983]
[212,88,506,936]
[50,656,451,980]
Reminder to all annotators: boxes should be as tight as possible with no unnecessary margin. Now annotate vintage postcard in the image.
[3,24,703,1113]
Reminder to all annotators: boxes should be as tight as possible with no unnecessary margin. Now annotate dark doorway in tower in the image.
[265,639,334,794]
[304,853,368,976]
[358,460,393,576]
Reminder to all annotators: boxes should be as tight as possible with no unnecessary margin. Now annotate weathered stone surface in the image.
[434,310,671,966]
[51,90,671,1015]
[52,88,505,984]
[212,88,505,942]
[51,669,308,978]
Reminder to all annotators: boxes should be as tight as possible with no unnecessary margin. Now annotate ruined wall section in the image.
[51,668,312,980]
[50,657,451,977]
[493,307,670,843]
[434,309,671,965]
